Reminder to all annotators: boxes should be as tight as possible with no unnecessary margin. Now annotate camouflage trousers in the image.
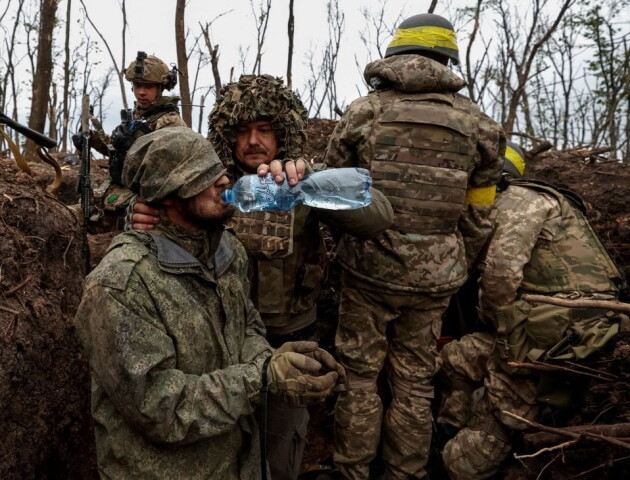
[439,333,539,480]
[334,273,452,480]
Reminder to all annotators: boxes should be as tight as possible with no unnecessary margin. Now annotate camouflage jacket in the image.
[324,55,504,293]
[228,163,393,335]
[479,182,622,363]
[91,95,187,157]
[74,224,272,480]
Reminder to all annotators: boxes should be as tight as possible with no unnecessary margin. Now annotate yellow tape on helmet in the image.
[505,145,525,175]
[465,186,496,206]
[388,26,458,51]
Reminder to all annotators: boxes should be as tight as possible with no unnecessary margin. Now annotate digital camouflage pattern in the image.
[480,182,621,366]
[122,127,226,202]
[325,55,505,293]
[439,182,624,479]
[208,74,308,166]
[334,272,450,480]
[74,226,272,480]
[325,53,504,479]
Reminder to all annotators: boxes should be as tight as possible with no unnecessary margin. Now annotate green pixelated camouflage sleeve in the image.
[76,274,267,445]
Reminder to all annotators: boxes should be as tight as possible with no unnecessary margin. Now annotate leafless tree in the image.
[25,0,59,157]
[250,0,272,75]
[61,0,72,152]
[175,0,192,126]
[287,0,295,89]
[79,0,128,109]
[200,10,233,98]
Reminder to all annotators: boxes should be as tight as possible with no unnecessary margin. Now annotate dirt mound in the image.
[0,159,97,479]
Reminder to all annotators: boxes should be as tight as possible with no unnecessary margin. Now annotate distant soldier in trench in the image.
[130,75,394,479]
[74,51,187,229]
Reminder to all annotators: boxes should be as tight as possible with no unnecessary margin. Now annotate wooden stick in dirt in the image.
[525,423,630,447]
[522,294,630,313]
[502,411,630,450]
[507,361,618,381]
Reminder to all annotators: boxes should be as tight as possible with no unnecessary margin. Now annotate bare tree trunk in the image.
[175,0,192,126]
[25,0,59,157]
[48,82,58,149]
[200,21,223,98]
[287,0,294,89]
[61,0,71,152]
[79,0,128,109]
[251,0,272,75]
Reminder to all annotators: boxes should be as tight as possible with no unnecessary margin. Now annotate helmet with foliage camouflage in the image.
[503,141,526,178]
[124,51,178,90]
[207,74,308,166]
[123,126,226,202]
[385,13,459,65]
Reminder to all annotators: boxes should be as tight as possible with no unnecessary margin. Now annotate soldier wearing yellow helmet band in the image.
[438,141,624,479]
[321,12,505,480]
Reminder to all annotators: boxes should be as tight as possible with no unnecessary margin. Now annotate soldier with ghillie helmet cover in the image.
[437,142,625,479]
[131,74,394,480]
[320,12,506,480]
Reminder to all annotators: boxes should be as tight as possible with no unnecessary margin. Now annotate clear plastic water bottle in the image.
[221,167,373,212]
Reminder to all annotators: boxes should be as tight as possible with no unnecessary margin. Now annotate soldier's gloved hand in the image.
[267,341,340,407]
[71,133,85,151]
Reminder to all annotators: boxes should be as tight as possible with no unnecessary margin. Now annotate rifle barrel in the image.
[0,112,57,149]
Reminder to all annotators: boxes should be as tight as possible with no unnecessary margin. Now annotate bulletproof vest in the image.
[229,206,326,319]
[369,89,480,234]
[229,210,294,259]
[513,180,622,294]
[130,99,181,140]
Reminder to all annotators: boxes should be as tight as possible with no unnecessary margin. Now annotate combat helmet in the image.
[385,13,459,65]
[208,74,308,167]
[503,141,526,178]
[124,51,178,90]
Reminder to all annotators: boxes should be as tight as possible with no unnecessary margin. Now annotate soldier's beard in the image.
[180,202,236,232]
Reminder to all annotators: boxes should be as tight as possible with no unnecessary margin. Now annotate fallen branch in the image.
[503,411,630,450]
[508,360,618,381]
[522,294,630,313]
[514,438,579,460]
[4,275,32,297]
[0,305,20,315]
[525,423,630,447]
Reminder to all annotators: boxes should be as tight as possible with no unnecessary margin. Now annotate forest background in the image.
[0,0,628,161]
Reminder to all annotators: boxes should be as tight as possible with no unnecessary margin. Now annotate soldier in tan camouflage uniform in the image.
[438,142,625,479]
[74,127,345,480]
[131,75,393,480]
[82,52,187,221]
[322,13,505,480]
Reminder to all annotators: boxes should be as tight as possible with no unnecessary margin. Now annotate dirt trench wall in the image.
[0,160,97,479]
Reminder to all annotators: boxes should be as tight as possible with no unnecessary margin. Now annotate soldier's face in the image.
[174,174,234,230]
[234,121,279,172]
[132,83,161,108]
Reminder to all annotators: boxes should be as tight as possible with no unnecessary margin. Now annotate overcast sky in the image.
[73,0,429,132]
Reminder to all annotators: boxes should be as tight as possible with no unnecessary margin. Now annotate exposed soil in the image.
[1,121,628,479]
[0,159,97,479]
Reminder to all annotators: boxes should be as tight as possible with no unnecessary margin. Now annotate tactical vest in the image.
[229,206,326,325]
[369,90,480,235]
[513,180,622,294]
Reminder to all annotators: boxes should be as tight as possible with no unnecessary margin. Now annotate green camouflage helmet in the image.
[207,74,308,166]
[124,51,178,90]
[503,141,526,178]
[123,126,226,202]
[385,13,459,65]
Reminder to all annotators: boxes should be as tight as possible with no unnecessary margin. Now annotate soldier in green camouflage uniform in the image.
[323,14,505,480]
[439,142,625,479]
[74,127,344,480]
[87,52,187,219]
[131,75,393,480]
